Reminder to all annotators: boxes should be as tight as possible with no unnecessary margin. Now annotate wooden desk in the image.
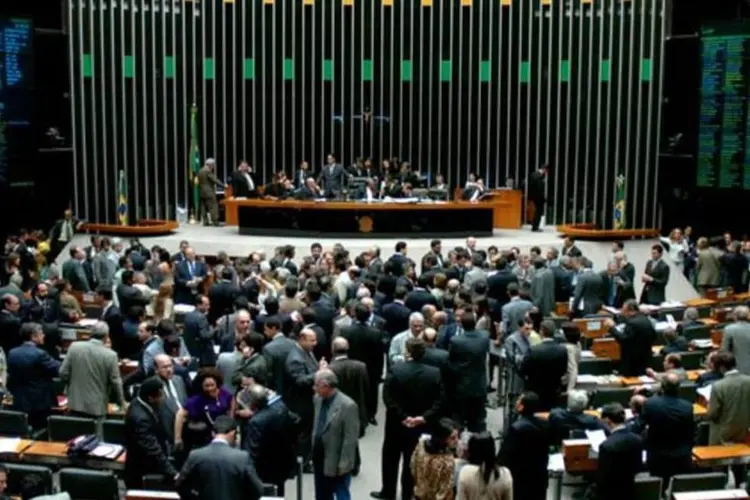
[673,490,749,500]
[22,440,125,470]
[574,318,609,339]
[126,491,180,500]
[684,298,717,309]
[701,318,719,327]
[592,338,620,360]
[538,404,707,421]
[693,444,750,466]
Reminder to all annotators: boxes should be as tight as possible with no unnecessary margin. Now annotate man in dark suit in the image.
[448,311,490,432]
[208,268,240,325]
[404,275,438,313]
[177,415,264,500]
[61,247,90,292]
[571,259,604,317]
[548,390,608,445]
[124,378,178,488]
[319,154,346,199]
[422,328,450,378]
[640,245,670,305]
[7,323,61,430]
[606,300,657,376]
[381,286,411,342]
[641,372,694,488]
[295,177,324,200]
[561,236,583,258]
[487,258,518,311]
[294,161,313,189]
[306,283,336,342]
[594,403,643,500]
[261,318,295,394]
[0,294,22,356]
[154,354,188,443]
[371,337,444,500]
[231,161,259,198]
[527,164,549,232]
[521,320,568,411]
[116,270,151,317]
[242,385,299,496]
[174,247,208,305]
[420,240,445,270]
[337,303,384,423]
[600,261,627,308]
[498,392,550,500]
[182,295,216,367]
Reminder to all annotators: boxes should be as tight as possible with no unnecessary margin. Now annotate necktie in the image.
[189,261,195,278]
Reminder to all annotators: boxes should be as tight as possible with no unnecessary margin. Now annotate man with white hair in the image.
[197,157,225,225]
[721,305,750,374]
[60,320,125,419]
[548,389,607,445]
[388,312,425,365]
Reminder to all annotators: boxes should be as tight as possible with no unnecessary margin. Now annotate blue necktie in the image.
[189,261,195,278]
[609,279,617,306]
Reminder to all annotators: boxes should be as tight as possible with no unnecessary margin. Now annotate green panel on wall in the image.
[440,60,452,82]
[641,58,653,81]
[123,56,135,78]
[479,61,491,82]
[204,58,215,80]
[283,59,295,80]
[164,56,175,79]
[323,59,334,81]
[362,59,373,81]
[600,59,611,82]
[243,59,255,80]
[519,61,530,83]
[559,60,570,82]
[401,60,413,82]
[82,54,93,78]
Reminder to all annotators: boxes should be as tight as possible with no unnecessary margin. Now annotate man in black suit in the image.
[154,354,188,443]
[182,295,216,367]
[294,161,313,189]
[208,268,240,325]
[498,392,550,500]
[306,282,336,343]
[337,303,384,423]
[261,318,295,394]
[381,286,411,343]
[404,275,438,313]
[487,258,518,311]
[242,385,299,496]
[422,328,450,378]
[420,239,445,270]
[561,235,583,258]
[641,372,694,488]
[527,164,549,232]
[295,177,324,200]
[521,320,568,411]
[594,403,643,500]
[371,337,444,500]
[319,154,346,199]
[0,294,22,356]
[124,378,178,488]
[640,244,670,305]
[448,311,490,432]
[231,160,259,198]
[116,270,151,317]
[571,259,604,317]
[177,415,264,500]
[548,390,608,445]
[606,299,656,376]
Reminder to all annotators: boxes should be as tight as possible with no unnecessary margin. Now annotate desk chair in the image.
[677,382,698,403]
[47,415,97,442]
[634,475,662,500]
[578,358,613,376]
[52,377,66,398]
[102,419,125,445]
[59,467,119,500]
[683,325,711,341]
[0,410,32,437]
[590,387,632,408]
[142,474,173,491]
[668,472,728,496]
[696,421,710,446]
[679,352,705,370]
[2,463,53,497]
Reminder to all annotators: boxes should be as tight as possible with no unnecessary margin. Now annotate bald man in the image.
[154,354,187,441]
[329,338,369,433]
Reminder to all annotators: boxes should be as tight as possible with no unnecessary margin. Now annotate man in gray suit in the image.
[721,306,750,375]
[312,370,359,500]
[177,415,264,500]
[571,259,604,317]
[500,283,534,336]
[61,247,90,292]
[319,154,346,199]
[503,317,534,398]
[154,354,187,442]
[707,351,750,483]
[92,238,118,288]
[60,321,125,419]
[530,258,555,317]
[463,253,488,292]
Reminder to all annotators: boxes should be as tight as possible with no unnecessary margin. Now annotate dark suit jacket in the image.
[244,398,299,485]
[421,346,451,389]
[640,259,670,305]
[599,271,625,308]
[319,163,346,197]
[159,376,188,442]
[572,271,604,316]
[101,304,124,353]
[337,322,384,388]
[116,283,150,317]
[178,441,263,500]
[448,330,490,399]
[0,311,22,356]
[208,280,239,325]
[550,265,574,303]
[262,334,296,394]
[609,314,656,376]
[330,356,370,432]
[174,260,208,305]
[231,170,259,198]
[383,360,444,425]
[642,394,695,468]
[527,171,546,203]
[521,339,568,411]
[124,397,177,488]
[498,415,550,499]
[595,428,643,500]
[381,301,411,340]
[311,299,337,340]
[7,342,61,413]
[404,288,438,313]
[548,408,608,445]
[61,259,90,292]
[283,344,318,420]
[183,311,216,367]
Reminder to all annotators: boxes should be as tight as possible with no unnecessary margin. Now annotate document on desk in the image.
[89,443,124,460]
[639,376,656,384]
[576,374,600,385]
[697,385,712,402]
[77,318,99,327]
[547,453,565,472]
[0,437,21,454]
[585,430,607,454]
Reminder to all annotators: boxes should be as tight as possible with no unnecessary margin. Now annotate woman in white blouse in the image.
[458,432,513,500]
[660,228,690,272]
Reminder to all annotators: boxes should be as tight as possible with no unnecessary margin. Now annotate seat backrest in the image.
[695,421,710,446]
[59,467,119,500]
[634,476,662,500]
[591,388,632,408]
[677,382,698,403]
[682,325,711,341]
[2,463,53,496]
[47,415,98,442]
[262,484,279,496]
[0,410,30,437]
[669,472,728,494]
[680,352,705,370]
[578,358,613,376]
[102,419,126,445]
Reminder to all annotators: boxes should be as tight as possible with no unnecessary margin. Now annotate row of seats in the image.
[0,410,125,444]
[633,472,728,500]
[579,350,706,375]
[590,382,701,407]
[0,463,118,500]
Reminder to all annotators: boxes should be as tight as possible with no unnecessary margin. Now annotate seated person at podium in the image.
[293,161,313,190]
[380,175,403,199]
[294,177,324,200]
[398,161,420,187]
[363,179,377,202]
[231,160,259,198]
[462,177,486,201]
[347,157,366,177]
[362,158,378,179]
[432,173,447,191]
[548,390,608,445]
[264,171,292,200]
[659,328,690,355]
[645,353,687,383]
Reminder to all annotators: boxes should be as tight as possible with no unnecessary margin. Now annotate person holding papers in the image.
[605,300,656,377]
[570,259,603,318]
[640,245,670,305]
[593,403,643,500]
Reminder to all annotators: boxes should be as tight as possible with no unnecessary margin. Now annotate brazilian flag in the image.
[117,170,128,225]
[613,174,626,230]
[189,104,201,214]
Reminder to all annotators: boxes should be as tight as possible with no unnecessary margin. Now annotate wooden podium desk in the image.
[221,189,523,231]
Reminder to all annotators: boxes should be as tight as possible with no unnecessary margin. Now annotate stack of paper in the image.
[576,375,600,385]
[89,443,124,460]
[580,350,596,359]
[585,429,607,454]
[547,453,565,472]
[0,437,21,454]
[697,385,712,402]
[77,318,99,327]
[693,339,714,349]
